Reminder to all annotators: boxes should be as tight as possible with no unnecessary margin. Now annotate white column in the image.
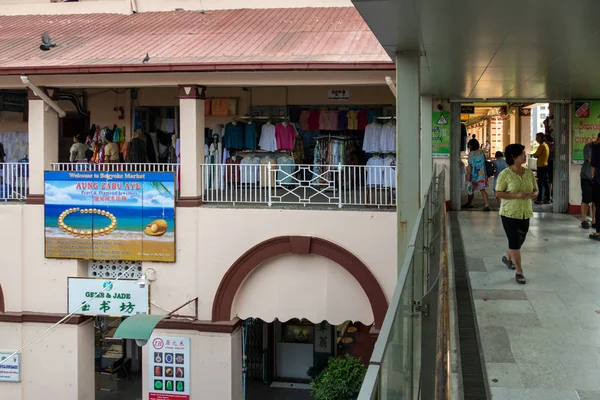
[27,88,59,204]
[450,103,462,211]
[178,85,206,207]
[396,52,421,267]
[420,95,433,196]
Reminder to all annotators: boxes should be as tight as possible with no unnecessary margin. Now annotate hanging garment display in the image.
[275,123,297,151]
[380,122,397,153]
[224,122,245,149]
[258,123,277,151]
[366,155,384,185]
[362,122,383,153]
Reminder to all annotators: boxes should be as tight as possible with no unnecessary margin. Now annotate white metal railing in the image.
[51,163,179,173]
[199,163,397,208]
[0,162,29,201]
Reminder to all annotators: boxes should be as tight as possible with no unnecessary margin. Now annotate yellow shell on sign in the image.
[144,219,168,236]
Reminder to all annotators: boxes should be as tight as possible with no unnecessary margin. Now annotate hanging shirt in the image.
[308,111,321,130]
[358,110,369,130]
[225,157,241,184]
[275,123,297,151]
[363,123,383,153]
[347,111,359,130]
[244,123,258,150]
[383,155,396,188]
[240,156,261,184]
[260,156,277,187]
[299,111,310,131]
[337,111,348,130]
[258,124,277,151]
[366,156,384,185]
[277,156,296,185]
[224,122,244,149]
[380,123,396,153]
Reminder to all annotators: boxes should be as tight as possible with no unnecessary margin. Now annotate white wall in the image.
[1,205,396,324]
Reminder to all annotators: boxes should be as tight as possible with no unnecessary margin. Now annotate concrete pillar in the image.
[521,112,532,155]
[178,85,206,207]
[421,95,433,196]
[450,103,461,211]
[26,88,59,204]
[396,52,421,267]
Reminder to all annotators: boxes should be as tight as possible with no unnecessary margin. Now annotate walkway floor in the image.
[459,212,600,400]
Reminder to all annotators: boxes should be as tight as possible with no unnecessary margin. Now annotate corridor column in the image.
[420,95,433,196]
[178,85,206,207]
[396,52,421,267]
[27,87,59,205]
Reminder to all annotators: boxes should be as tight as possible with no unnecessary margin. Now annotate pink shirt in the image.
[275,124,297,150]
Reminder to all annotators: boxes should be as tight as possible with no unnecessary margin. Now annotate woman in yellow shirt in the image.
[495,144,539,285]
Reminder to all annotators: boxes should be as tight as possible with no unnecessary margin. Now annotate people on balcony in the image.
[70,134,89,163]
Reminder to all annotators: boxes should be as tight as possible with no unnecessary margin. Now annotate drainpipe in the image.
[20,75,66,118]
[385,76,397,98]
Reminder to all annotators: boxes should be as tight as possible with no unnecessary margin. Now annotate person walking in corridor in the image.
[495,144,538,284]
[581,134,600,229]
[463,139,491,211]
[532,132,551,204]
[589,135,600,241]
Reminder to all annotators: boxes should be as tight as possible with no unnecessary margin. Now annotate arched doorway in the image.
[211,235,388,329]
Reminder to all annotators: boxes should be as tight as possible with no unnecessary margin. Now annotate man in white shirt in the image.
[69,135,88,163]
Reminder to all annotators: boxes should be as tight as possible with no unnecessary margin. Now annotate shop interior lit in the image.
[242,318,373,400]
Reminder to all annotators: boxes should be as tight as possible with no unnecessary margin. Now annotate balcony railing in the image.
[51,163,178,173]
[358,169,449,399]
[200,163,397,208]
[0,162,29,202]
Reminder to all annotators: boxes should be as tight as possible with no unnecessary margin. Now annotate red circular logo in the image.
[152,338,164,350]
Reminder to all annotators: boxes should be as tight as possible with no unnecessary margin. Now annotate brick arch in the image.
[211,236,388,329]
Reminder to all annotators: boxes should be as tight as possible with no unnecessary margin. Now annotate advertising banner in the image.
[0,353,20,382]
[432,111,451,157]
[572,100,600,162]
[149,336,191,400]
[44,171,175,262]
[67,278,149,317]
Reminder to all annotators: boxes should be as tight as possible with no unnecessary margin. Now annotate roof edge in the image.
[0,62,395,76]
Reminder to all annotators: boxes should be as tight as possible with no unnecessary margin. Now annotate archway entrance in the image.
[212,235,388,400]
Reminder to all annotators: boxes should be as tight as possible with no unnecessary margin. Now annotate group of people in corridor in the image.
[462,132,600,285]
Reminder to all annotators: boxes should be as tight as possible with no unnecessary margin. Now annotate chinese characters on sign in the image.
[432,111,451,157]
[0,353,20,383]
[328,89,350,101]
[149,336,191,400]
[67,278,149,317]
[44,171,176,262]
[315,322,332,353]
[572,101,600,162]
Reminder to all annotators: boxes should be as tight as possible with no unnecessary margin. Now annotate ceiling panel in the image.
[353,0,600,99]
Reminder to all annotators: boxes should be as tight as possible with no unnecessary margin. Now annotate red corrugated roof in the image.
[0,7,393,75]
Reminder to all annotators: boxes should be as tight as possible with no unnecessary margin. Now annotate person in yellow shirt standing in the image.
[495,144,539,284]
[532,132,551,204]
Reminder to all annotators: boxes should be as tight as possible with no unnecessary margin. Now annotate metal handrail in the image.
[358,169,448,400]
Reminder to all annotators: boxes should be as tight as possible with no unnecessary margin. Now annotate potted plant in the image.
[310,354,367,400]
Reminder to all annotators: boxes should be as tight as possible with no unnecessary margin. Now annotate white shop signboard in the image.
[149,336,191,400]
[328,89,350,101]
[67,277,149,317]
[0,353,20,382]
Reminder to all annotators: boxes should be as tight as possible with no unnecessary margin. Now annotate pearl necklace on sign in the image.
[58,208,117,238]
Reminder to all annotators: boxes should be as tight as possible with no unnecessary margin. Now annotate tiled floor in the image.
[459,212,600,400]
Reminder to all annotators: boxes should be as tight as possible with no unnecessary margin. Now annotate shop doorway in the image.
[455,102,561,213]
[243,318,373,400]
[95,317,142,400]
